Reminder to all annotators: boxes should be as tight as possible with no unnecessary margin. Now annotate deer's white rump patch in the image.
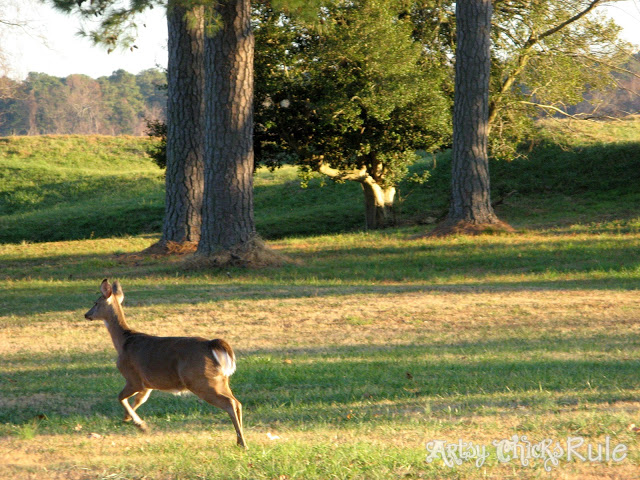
[212,348,236,377]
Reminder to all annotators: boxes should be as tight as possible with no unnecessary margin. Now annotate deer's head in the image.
[85,279,125,320]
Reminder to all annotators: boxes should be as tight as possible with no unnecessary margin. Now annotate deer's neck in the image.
[103,304,132,354]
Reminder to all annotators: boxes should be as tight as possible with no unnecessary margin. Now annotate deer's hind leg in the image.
[190,377,246,448]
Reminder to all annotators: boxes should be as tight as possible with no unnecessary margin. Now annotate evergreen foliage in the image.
[254,0,452,228]
[254,0,452,184]
[0,69,166,136]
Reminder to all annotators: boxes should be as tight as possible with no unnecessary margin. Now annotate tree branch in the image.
[316,160,369,183]
[488,0,611,131]
[518,100,623,121]
[529,0,605,46]
[562,52,640,81]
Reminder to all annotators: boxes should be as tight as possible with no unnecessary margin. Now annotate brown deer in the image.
[84,279,246,448]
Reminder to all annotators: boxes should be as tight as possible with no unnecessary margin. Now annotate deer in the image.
[84,279,246,448]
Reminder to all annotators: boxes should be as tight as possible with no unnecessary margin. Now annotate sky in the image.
[2,0,640,81]
[2,0,168,80]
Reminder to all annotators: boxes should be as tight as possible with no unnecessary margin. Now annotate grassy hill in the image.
[0,135,165,243]
[2,118,640,244]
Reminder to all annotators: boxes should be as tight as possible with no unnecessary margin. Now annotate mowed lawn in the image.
[2,226,640,479]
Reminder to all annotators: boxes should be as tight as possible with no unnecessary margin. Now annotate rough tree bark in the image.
[149,2,205,254]
[195,0,278,266]
[431,0,512,236]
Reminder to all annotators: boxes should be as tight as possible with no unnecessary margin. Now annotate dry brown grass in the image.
[183,236,289,269]
[2,231,640,479]
[427,219,516,238]
[3,288,639,358]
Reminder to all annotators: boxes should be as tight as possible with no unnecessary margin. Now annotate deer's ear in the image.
[112,280,125,304]
[100,279,112,298]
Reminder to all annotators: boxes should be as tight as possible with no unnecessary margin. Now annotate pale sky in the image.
[2,0,168,80]
[2,0,640,80]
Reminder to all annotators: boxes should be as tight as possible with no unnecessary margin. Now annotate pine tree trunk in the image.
[161,2,205,247]
[450,0,495,224]
[362,181,396,229]
[433,0,511,236]
[197,0,258,257]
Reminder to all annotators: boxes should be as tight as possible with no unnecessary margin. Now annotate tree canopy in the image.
[7,0,638,237]
[254,0,452,228]
[0,69,166,135]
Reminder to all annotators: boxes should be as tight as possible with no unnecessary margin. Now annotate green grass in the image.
[4,118,640,244]
[2,229,640,478]
[2,122,640,478]
[400,118,640,228]
[0,135,165,242]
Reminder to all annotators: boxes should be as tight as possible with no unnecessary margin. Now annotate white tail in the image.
[211,346,236,377]
[84,279,246,448]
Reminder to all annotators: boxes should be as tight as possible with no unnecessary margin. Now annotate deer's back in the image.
[119,333,217,391]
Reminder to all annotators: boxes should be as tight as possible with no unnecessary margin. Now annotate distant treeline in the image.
[0,69,167,136]
[1,55,639,138]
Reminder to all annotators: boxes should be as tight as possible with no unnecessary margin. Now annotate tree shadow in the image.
[2,233,640,316]
[2,338,639,431]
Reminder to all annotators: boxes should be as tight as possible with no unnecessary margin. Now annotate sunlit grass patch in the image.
[2,193,640,478]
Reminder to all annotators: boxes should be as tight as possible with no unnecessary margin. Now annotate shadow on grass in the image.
[2,277,640,319]
[2,231,640,316]
[2,338,639,432]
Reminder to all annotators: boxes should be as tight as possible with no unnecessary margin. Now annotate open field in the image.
[2,122,640,478]
[2,225,640,479]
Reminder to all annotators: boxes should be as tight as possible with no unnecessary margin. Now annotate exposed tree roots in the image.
[184,236,287,269]
[142,240,199,256]
[426,219,515,238]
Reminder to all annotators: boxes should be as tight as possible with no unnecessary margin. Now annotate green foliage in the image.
[254,0,452,186]
[487,0,635,159]
[402,1,635,160]
[98,69,147,134]
[144,118,167,169]
[0,69,166,136]
[43,0,637,168]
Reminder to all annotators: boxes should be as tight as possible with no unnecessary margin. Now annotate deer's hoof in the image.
[136,421,149,433]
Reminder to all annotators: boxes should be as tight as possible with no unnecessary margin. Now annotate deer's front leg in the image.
[123,388,152,422]
[119,383,149,432]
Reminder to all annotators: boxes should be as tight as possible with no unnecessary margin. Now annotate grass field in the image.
[2,121,640,479]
